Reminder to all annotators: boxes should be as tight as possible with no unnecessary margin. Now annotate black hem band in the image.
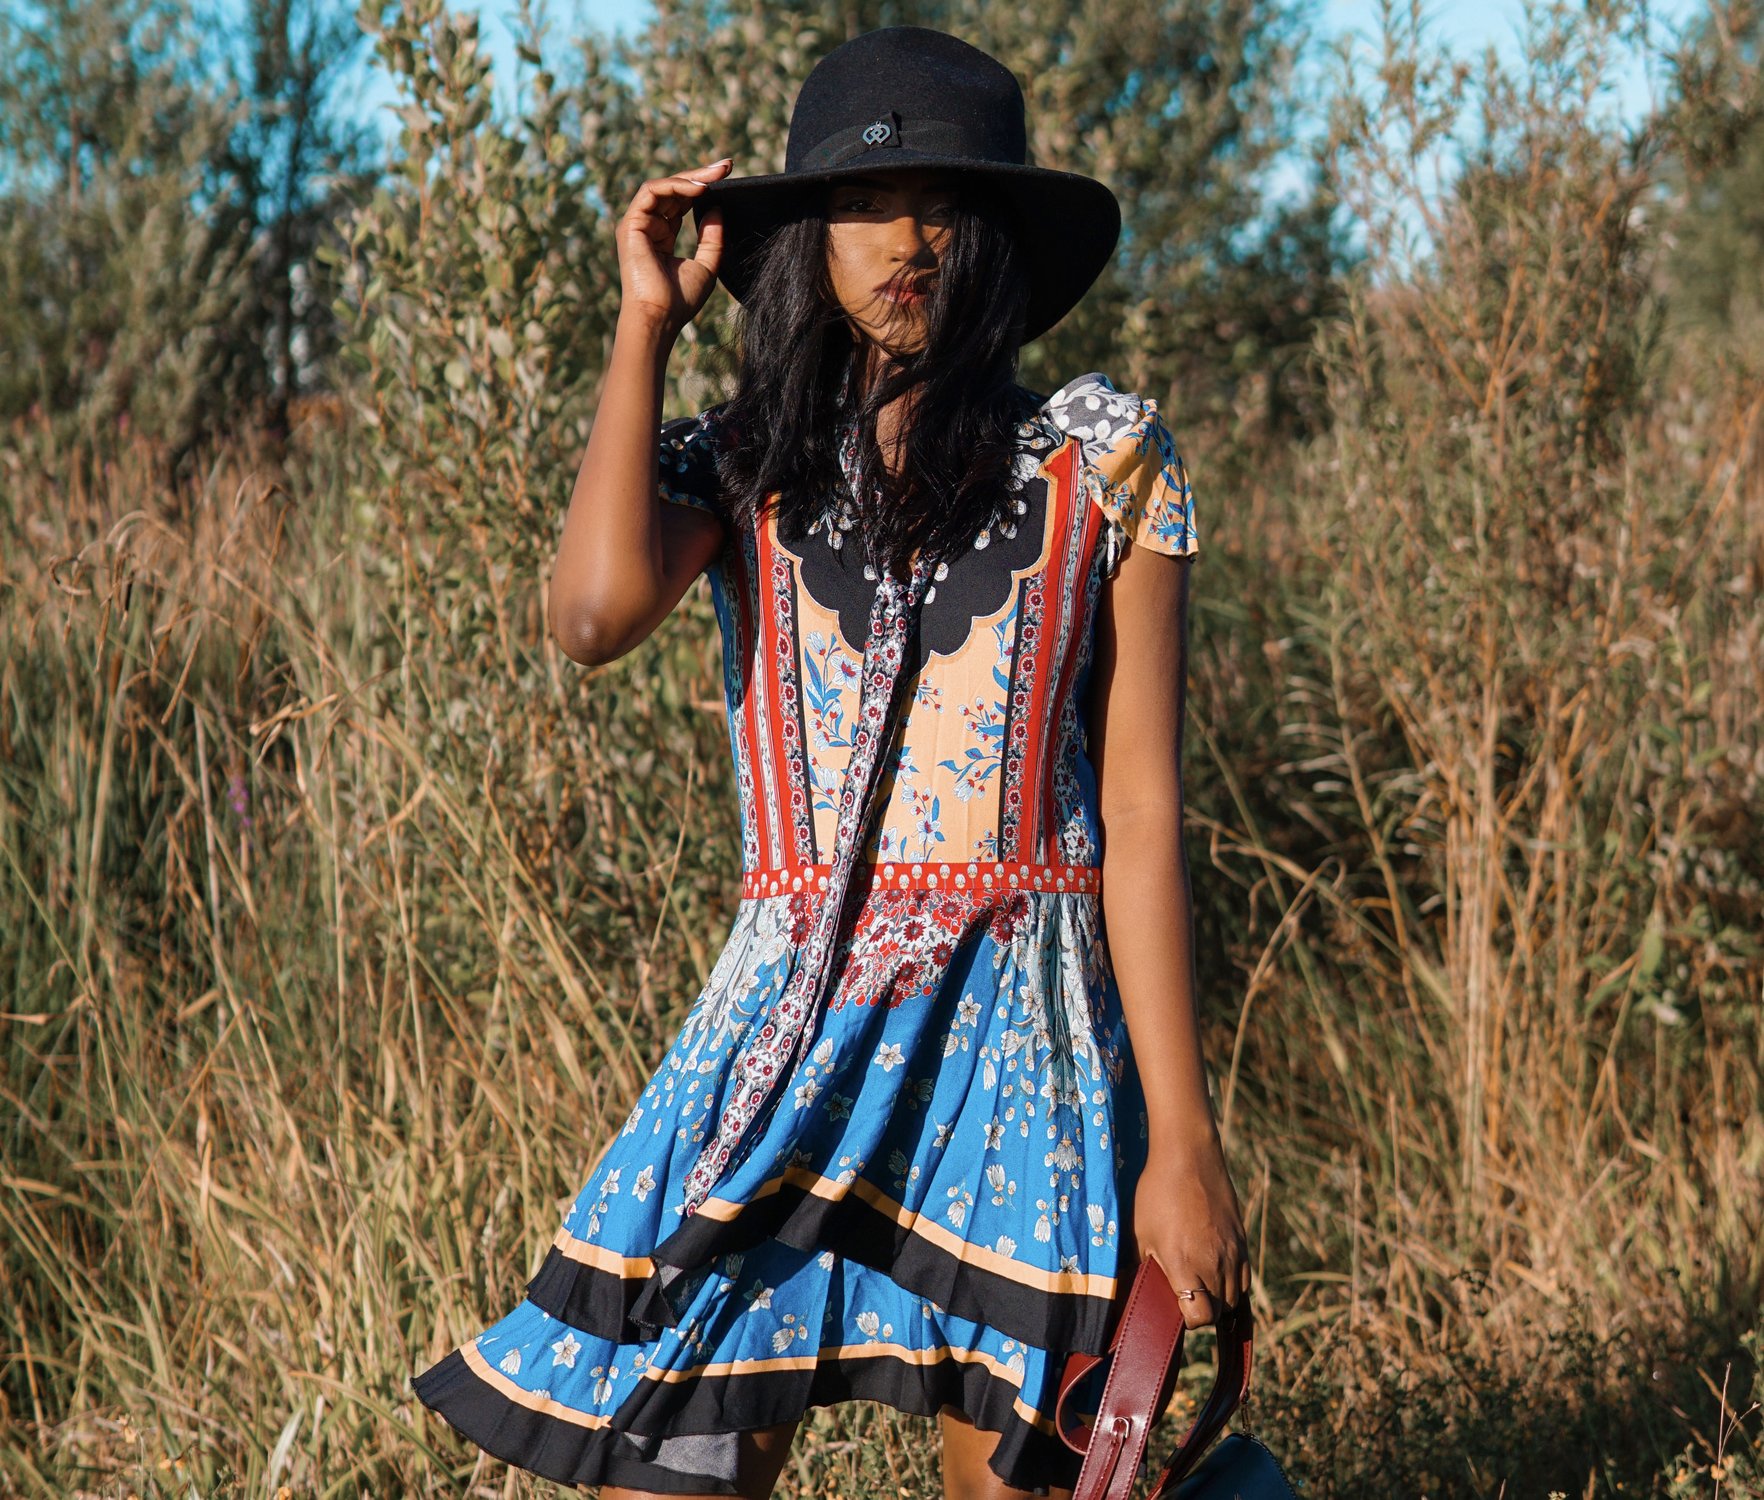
[412,1335,1087,1495]
[604,1175,1119,1357]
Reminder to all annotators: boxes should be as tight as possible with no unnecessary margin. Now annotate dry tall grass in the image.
[3,3,1762,1497]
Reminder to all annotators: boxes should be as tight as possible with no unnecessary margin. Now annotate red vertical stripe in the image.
[1037,452,1106,864]
[750,518,784,869]
[1012,444,1076,863]
[758,516,800,872]
[736,525,774,870]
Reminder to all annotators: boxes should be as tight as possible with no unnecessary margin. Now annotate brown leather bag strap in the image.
[1053,1257,1256,1500]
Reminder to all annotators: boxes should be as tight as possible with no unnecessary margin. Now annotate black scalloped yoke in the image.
[774,470,1053,673]
[659,406,1074,672]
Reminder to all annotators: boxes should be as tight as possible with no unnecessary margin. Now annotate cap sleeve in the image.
[1045,372,1198,578]
[657,408,728,525]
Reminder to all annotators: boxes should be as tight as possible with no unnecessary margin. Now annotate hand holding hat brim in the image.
[684,27,1121,344]
[619,159,734,330]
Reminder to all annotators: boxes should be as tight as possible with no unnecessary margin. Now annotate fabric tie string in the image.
[679,550,934,1214]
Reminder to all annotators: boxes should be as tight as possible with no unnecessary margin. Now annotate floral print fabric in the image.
[411,372,1200,1497]
[1049,373,1200,571]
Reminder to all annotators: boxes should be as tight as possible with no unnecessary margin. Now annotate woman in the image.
[413,26,1248,1500]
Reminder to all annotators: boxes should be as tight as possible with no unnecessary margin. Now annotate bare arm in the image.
[549,157,733,667]
[1090,540,1249,1327]
[1093,545,1212,1151]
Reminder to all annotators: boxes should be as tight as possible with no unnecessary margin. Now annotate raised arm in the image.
[1089,540,1249,1329]
[549,157,733,667]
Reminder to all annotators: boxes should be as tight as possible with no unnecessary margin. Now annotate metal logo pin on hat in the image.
[691,25,1121,344]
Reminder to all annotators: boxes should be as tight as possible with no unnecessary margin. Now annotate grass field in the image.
[4,3,1763,1496]
[6,311,1760,1495]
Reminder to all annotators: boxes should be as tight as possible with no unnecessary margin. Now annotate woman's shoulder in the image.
[657,401,735,515]
[1038,372,1199,563]
[1037,372,1171,468]
[659,399,733,450]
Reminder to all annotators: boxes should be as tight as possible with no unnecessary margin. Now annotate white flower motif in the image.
[793,1078,821,1110]
[813,1037,835,1067]
[958,996,981,1027]
[932,1118,954,1149]
[551,1332,582,1368]
[986,1163,1006,1192]
[856,1310,881,1338]
[983,1120,1005,1149]
[1087,1203,1105,1234]
[602,1168,622,1195]
[874,1042,905,1072]
[632,1164,656,1202]
[1035,1213,1052,1243]
[1044,1134,1080,1171]
[498,1348,522,1375]
[817,1249,837,1270]
[994,1234,1017,1257]
[1060,1253,1083,1273]
[1044,373,1145,452]
[746,1280,774,1310]
[771,1326,797,1354]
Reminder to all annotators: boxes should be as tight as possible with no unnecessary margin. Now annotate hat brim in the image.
[689,155,1120,345]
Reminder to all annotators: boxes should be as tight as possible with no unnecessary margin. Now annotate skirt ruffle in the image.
[414,884,1148,1494]
[417,1235,1101,1494]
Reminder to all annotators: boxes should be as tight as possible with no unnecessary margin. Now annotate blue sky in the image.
[336,0,1701,190]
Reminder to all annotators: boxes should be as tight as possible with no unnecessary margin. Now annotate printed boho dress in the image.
[412,371,1201,1495]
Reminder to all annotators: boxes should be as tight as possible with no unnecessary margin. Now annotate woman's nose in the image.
[889,211,937,256]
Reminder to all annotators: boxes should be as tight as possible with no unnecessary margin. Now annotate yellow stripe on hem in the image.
[640,1339,1058,1435]
[692,1165,1119,1300]
[458,1338,617,1429]
[454,1330,1059,1439]
[550,1223,657,1277]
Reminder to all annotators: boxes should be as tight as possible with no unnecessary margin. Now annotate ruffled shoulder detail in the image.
[1041,372,1198,576]
[657,405,730,524]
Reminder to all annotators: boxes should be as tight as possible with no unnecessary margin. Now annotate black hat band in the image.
[796,112,998,172]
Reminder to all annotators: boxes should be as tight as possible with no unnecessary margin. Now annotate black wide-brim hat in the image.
[689,26,1121,345]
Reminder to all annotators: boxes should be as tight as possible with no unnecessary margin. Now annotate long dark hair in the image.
[714,178,1045,580]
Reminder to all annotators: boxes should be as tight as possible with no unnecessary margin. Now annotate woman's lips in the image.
[879,280,933,304]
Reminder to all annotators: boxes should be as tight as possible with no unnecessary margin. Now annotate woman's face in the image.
[822,168,958,357]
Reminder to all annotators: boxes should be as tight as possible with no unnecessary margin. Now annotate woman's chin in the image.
[874,323,930,358]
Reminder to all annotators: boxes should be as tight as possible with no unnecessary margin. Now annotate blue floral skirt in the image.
[413,880,1149,1494]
